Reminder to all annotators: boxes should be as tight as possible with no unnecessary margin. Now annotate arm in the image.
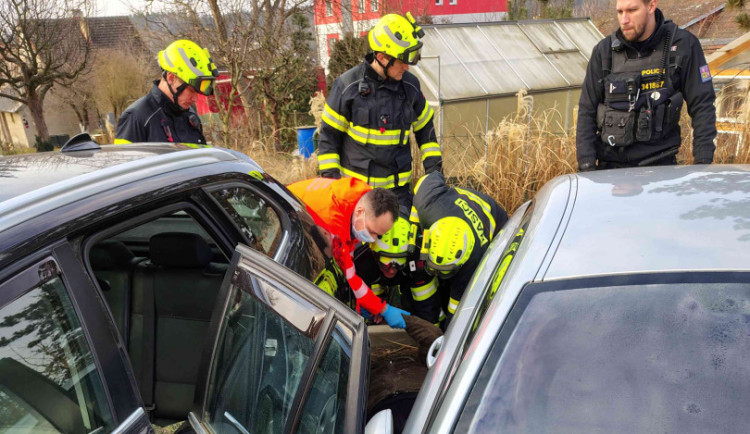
[576,43,606,170]
[680,32,717,164]
[332,239,386,317]
[114,111,144,144]
[412,91,442,174]
[318,79,348,178]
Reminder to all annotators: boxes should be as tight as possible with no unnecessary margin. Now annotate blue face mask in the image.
[352,208,376,243]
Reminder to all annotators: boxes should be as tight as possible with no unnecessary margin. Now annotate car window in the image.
[458,280,750,433]
[0,263,114,433]
[296,326,351,434]
[209,186,283,257]
[204,274,316,434]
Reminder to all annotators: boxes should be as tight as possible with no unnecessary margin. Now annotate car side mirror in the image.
[365,409,394,434]
[426,335,444,369]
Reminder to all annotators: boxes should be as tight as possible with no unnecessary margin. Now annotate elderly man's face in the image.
[616,0,657,42]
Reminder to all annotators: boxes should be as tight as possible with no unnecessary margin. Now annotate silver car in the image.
[404,165,750,434]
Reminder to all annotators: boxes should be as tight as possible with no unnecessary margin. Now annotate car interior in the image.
[88,210,229,427]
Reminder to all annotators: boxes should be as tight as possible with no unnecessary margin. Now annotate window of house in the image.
[371,0,378,12]
[327,34,339,56]
[325,0,333,16]
[0,266,114,433]
[358,0,365,13]
[449,0,457,4]
[436,0,443,5]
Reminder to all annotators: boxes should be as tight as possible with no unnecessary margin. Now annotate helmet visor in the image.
[398,41,423,65]
[423,258,459,279]
[189,76,216,96]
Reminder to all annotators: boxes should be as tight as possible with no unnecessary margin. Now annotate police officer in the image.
[411,172,508,325]
[115,39,218,145]
[576,0,716,170]
[318,12,442,216]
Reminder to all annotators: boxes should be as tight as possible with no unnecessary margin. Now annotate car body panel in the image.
[545,165,750,279]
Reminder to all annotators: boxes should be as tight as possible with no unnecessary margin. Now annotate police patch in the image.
[700,65,712,83]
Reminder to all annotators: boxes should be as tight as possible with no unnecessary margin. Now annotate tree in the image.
[326,33,369,89]
[0,0,93,143]
[507,0,574,20]
[91,49,156,121]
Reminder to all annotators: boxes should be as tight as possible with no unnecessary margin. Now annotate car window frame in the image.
[190,244,368,434]
[455,270,750,432]
[0,250,124,431]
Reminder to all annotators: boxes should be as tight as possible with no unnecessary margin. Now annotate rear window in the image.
[458,279,750,433]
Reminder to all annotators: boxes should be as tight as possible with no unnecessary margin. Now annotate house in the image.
[680,1,750,54]
[313,0,508,73]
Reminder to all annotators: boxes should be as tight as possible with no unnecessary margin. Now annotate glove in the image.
[320,169,341,179]
[578,161,596,172]
[381,304,410,329]
[357,301,383,324]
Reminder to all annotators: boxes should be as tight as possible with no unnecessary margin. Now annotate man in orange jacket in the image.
[288,177,411,328]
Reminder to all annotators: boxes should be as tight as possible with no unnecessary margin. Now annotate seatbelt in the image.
[141,270,157,417]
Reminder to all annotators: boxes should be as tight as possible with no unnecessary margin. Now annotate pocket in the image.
[352,107,370,127]
[635,107,652,142]
[604,73,641,104]
[600,108,636,147]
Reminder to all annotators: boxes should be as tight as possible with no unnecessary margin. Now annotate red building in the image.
[314,0,507,73]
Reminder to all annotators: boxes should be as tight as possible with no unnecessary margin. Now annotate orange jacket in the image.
[288,177,386,315]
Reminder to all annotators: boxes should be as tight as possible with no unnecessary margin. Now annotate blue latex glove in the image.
[382,304,410,329]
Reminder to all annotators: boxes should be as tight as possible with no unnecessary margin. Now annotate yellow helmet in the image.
[371,217,410,268]
[158,39,218,95]
[368,12,424,65]
[422,217,475,278]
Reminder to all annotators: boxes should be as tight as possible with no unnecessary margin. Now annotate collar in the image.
[363,53,402,91]
[616,8,667,54]
[150,79,188,116]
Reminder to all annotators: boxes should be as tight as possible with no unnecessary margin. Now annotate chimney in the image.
[70,9,89,41]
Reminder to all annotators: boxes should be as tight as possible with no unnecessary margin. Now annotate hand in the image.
[320,169,341,179]
[381,304,410,329]
[578,161,596,172]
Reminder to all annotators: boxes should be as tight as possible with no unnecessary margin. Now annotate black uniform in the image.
[319,53,442,215]
[412,172,508,322]
[576,9,716,170]
[115,81,206,145]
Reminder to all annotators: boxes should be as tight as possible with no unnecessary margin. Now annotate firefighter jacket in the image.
[287,177,386,316]
[318,53,442,189]
[411,172,508,316]
[576,8,716,168]
[115,81,206,145]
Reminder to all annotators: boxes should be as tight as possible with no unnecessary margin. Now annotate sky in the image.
[95,0,148,17]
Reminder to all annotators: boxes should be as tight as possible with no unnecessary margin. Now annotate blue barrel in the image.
[297,126,317,158]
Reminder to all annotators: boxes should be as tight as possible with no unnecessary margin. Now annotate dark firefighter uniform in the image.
[411,172,508,321]
[115,80,207,145]
[576,8,716,170]
[318,53,442,214]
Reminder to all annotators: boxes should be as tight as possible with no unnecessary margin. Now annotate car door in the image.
[188,244,369,434]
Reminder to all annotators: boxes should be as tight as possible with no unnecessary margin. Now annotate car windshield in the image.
[458,278,750,433]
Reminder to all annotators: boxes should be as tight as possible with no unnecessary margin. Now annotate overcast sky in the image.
[95,0,148,17]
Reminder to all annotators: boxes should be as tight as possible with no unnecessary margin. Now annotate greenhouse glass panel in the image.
[547,52,589,85]
[561,21,604,58]
[436,27,527,96]
[481,25,569,90]
[518,22,577,53]
[417,29,478,100]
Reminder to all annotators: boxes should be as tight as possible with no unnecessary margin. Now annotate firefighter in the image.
[288,177,411,329]
[115,39,218,145]
[576,0,716,170]
[412,172,508,325]
[318,12,442,216]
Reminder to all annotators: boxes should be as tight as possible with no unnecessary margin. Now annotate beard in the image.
[622,24,646,42]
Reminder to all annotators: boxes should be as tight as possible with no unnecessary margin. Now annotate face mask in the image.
[352,208,375,243]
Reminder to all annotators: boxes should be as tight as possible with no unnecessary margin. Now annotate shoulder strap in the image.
[659,22,679,88]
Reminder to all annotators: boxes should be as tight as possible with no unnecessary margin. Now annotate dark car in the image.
[405,165,750,433]
[0,141,378,433]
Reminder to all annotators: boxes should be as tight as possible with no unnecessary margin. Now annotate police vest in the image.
[597,22,684,147]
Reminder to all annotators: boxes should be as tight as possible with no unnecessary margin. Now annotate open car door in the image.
[188,244,369,434]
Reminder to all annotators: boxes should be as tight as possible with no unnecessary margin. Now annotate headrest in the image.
[149,232,212,268]
[90,240,135,270]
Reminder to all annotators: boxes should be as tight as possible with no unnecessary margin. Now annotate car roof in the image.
[0,143,263,233]
[542,164,750,279]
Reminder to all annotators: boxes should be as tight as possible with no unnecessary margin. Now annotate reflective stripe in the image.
[178,47,205,78]
[322,104,348,132]
[345,266,355,279]
[341,167,412,189]
[371,284,385,296]
[411,278,437,301]
[419,142,441,161]
[162,51,175,69]
[422,151,442,161]
[412,104,434,131]
[447,297,459,314]
[182,143,210,148]
[385,26,411,48]
[317,153,341,170]
[347,124,408,146]
[413,175,429,196]
[353,282,369,298]
[114,138,132,145]
[456,188,496,238]
[409,206,419,224]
